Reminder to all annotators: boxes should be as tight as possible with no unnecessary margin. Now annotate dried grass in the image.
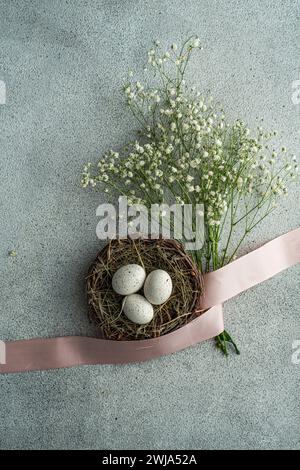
[86,238,203,340]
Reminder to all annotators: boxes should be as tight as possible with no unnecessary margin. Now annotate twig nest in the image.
[123,294,154,325]
[144,269,173,305]
[112,264,146,295]
[86,238,203,340]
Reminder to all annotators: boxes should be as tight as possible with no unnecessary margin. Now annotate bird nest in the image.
[86,238,203,340]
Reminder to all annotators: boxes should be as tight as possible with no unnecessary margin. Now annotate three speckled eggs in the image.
[112,264,173,325]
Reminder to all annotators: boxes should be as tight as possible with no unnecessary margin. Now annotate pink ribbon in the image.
[1,228,299,374]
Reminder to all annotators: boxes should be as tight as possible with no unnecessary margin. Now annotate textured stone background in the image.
[0,0,299,450]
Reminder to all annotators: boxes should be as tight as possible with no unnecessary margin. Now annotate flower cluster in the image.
[82,36,297,268]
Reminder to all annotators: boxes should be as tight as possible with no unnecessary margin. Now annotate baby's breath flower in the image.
[192,37,201,48]
[82,36,297,297]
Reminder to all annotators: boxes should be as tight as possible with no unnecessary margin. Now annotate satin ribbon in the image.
[1,228,299,374]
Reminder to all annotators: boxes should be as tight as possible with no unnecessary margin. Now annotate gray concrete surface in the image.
[0,0,299,450]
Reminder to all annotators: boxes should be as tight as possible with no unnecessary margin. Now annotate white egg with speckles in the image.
[123,294,154,324]
[112,264,146,295]
[144,269,173,305]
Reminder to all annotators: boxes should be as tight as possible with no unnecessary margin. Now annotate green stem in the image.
[215,331,240,356]
[207,227,240,356]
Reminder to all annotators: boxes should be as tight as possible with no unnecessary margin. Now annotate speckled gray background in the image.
[0,0,299,450]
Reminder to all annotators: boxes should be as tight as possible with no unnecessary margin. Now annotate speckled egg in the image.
[123,294,154,324]
[112,264,146,295]
[144,269,173,305]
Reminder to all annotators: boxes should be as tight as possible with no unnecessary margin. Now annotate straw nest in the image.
[86,238,203,340]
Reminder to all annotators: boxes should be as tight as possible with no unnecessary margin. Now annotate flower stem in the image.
[215,330,240,356]
[206,227,240,356]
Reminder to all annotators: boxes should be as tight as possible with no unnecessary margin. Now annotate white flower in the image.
[84,37,296,277]
[192,37,201,48]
